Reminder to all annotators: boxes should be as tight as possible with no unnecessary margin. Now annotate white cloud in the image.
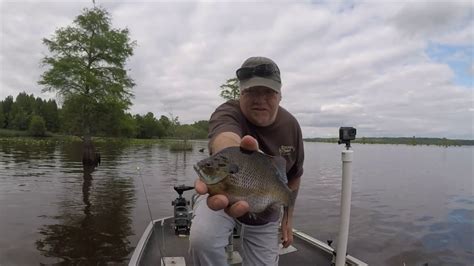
[432,20,474,46]
[391,0,471,39]
[0,0,472,139]
[320,103,363,114]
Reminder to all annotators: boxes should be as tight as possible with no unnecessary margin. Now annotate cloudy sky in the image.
[1,0,472,139]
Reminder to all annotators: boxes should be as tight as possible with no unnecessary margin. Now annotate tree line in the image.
[0,92,208,139]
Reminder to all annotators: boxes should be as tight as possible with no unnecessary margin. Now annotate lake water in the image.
[0,140,472,265]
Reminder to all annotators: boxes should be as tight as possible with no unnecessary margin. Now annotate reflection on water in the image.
[0,140,472,265]
[0,140,139,265]
[35,166,135,264]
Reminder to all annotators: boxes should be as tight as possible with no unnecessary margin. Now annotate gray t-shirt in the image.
[208,100,304,224]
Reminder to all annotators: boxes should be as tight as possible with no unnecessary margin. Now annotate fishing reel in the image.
[171,184,194,235]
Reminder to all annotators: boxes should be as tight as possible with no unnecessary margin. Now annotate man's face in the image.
[239,86,281,127]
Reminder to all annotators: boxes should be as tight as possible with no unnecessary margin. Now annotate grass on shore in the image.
[0,128,30,137]
[169,140,193,151]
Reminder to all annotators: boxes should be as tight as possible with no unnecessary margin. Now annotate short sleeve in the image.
[287,121,304,180]
[208,101,243,143]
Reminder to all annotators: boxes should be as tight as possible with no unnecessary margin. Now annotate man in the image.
[190,56,304,266]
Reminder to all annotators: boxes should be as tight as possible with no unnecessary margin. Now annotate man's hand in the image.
[195,135,258,217]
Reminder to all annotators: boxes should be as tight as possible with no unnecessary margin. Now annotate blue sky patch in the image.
[426,42,473,88]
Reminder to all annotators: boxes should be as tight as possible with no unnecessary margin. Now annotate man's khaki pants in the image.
[189,195,280,266]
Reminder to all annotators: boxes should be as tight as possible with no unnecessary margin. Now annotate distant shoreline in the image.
[304,137,474,146]
[1,128,472,147]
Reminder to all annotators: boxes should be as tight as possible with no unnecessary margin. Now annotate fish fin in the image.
[271,156,288,184]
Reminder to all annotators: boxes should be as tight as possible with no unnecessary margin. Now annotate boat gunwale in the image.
[129,216,368,266]
[128,216,172,266]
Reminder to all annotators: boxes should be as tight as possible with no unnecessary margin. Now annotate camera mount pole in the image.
[335,140,353,266]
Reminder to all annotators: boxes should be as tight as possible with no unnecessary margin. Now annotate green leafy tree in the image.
[133,114,143,137]
[175,124,207,139]
[175,124,196,139]
[60,95,85,135]
[135,112,160,139]
[15,92,36,116]
[33,97,44,117]
[38,6,136,166]
[167,113,180,137]
[190,120,208,139]
[0,102,4,128]
[9,104,29,130]
[119,113,137,138]
[143,112,160,138]
[42,100,60,132]
[94,100,129,136]
[157,115,171,137]
[29,115,47,137]
[219,78,239,101]
[2,96,14,128]
[192,120,209,132]
[32,96,60,132]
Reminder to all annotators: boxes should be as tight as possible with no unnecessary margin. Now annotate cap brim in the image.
[239,77,281,93]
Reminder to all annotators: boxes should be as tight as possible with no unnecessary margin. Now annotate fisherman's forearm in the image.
[288,175,301,201]
[285,175,301,219]
[209,132,241,155]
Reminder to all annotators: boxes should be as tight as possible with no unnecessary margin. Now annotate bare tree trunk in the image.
[82,129,100,167]
[81,98,100,168]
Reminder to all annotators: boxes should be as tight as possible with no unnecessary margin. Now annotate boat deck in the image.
[131,217,366,266]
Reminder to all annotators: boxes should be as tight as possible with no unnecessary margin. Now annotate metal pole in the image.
[335,149,353,266]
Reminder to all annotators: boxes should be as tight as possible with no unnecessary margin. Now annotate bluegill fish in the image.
[193,146,294,219]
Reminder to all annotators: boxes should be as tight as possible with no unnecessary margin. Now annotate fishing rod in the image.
[136,166,167,265]
[137,166,154,223]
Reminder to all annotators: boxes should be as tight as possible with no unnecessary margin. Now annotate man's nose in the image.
[252,95,266,103]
